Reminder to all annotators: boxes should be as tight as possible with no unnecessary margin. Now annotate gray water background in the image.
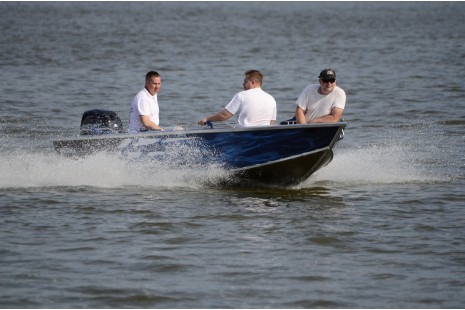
[1,2,464,308]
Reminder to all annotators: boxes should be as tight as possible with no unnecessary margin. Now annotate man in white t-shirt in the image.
[198,70,277,127]
[128,71,164,133]
[295,68,346,124]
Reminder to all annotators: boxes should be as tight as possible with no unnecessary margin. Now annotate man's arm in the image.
[310,107,344,123]
[140,115,164,131]
[295,106,307,124]
[198,109,233,125]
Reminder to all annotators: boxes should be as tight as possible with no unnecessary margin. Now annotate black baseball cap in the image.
[318,69,336,80]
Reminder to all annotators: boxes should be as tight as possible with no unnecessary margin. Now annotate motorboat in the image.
[53,109,346,186]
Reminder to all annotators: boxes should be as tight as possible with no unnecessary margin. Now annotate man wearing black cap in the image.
[295,68,346,123]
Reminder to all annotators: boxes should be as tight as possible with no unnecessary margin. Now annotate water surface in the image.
[1,2,464,308]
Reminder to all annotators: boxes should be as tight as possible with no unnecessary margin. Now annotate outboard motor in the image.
[80,109,124,135]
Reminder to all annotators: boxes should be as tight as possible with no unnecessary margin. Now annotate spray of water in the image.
[303,124,456,187]
[309,144,431,185]
[0,149,228,189]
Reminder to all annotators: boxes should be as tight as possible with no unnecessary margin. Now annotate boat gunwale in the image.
[53,122,348,143]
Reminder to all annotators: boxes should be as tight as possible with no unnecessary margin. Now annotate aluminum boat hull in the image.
[53,122,346,186]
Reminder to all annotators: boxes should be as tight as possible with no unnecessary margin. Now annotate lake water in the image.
[1,2,464,308]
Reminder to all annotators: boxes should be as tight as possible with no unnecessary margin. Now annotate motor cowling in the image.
[80,109,124,135]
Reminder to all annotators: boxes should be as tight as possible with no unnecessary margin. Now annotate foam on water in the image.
[0,145,445,191]
[0,122,457,189]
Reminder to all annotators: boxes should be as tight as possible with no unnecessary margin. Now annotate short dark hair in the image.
[146,71,160,80]
[245,69,263,85]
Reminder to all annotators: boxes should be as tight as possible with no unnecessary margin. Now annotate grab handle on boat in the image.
[205,121,213,129]
[279,116,297,125]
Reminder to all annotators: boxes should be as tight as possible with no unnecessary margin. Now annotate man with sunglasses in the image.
[295,68,346,124]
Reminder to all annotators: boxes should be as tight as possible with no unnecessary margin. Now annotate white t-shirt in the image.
[296,84,346,122]
[225,88,277,127]
[128,88,159,133]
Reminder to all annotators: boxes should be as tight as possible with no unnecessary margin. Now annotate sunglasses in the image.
[321,78,336,84]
